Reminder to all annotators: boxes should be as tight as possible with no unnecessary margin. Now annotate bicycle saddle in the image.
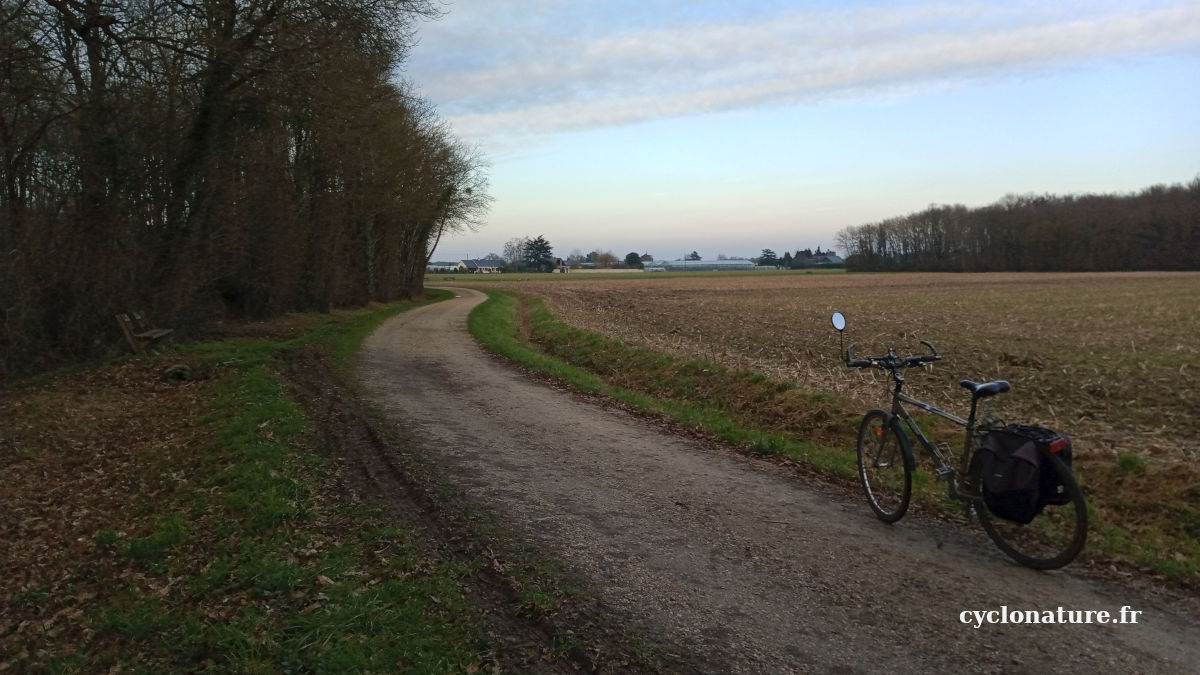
[960,379,1011,398]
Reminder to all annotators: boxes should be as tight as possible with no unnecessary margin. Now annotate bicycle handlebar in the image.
[845,341,940,370]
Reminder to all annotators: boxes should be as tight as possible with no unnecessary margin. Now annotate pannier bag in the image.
[977,424,1074,523]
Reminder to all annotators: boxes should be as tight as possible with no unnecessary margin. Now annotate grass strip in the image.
[469,289,859,475]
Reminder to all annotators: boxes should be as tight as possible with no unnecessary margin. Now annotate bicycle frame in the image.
[883,369,983,502]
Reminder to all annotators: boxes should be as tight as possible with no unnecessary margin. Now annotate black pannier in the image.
[977,424,1074,523]
[1013,424,1074,506]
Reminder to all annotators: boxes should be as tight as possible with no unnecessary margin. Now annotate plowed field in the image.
[460,271,1200,462]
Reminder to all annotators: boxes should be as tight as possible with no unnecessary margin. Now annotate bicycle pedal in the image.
[934,465,955,482]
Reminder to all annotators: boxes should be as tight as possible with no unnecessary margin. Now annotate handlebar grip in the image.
[848,359,872,368]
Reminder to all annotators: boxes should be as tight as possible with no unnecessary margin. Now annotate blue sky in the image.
[404,0,1200,262]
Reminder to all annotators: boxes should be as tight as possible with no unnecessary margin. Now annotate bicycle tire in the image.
[974,449,1088,569]
[856,410,912,523]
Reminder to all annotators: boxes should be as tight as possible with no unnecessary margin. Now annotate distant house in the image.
[457,259,502,274]
[792,249,844,268]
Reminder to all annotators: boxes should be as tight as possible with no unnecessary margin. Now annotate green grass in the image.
[468,289,605,394]
[123,513,189,563]
[1116,451,1148,473]
[468,289,859,478]
[133,299,483,672]
[178,290,452,374]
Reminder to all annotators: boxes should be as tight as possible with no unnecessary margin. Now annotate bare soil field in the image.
[467,271,1200,464]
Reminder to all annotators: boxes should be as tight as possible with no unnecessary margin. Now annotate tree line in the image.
[756,248,841,268]
[486,237,642,271]
[0,0,489,376]
[834,180,1200,272]
[470,238,842,272]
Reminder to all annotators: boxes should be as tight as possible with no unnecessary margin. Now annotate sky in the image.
[403,0,1200,262]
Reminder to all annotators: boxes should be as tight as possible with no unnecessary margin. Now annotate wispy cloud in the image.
[406,1,1200,141]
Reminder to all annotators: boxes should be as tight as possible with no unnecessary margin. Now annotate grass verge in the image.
[0,294,495,672]
[469,289,858,476]
[466,289,1199,587]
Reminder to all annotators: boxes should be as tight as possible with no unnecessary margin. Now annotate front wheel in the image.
[974,450,1088,570]
[856,410,912,523]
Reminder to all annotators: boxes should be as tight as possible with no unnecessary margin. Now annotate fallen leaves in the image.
[0,361,209,669]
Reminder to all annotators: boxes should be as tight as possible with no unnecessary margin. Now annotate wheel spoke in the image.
[975,450,1088,569]
[857,411,911,523]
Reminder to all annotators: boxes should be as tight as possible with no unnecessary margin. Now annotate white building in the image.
[660,259,756,271]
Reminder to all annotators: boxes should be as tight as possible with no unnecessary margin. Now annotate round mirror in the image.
[831,311,846,331]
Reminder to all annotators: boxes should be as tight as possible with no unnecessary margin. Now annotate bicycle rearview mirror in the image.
[831,311,847,363]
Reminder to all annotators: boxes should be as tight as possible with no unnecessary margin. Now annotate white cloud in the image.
[406,1,1200,141]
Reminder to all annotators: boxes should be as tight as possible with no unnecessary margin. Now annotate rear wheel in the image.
[856,410,912,523]
[974,450,1088,569]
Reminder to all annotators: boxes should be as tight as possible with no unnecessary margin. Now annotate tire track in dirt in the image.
[283,348,610,673]
[358,287,1200,674]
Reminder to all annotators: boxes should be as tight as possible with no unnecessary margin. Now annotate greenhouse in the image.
[660,259,757,271]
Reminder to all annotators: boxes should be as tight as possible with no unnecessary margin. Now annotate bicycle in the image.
[830,311,1088,569]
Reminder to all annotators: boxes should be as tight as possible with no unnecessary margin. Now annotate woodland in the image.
[836,181,1200,272]
[0,0,490,376]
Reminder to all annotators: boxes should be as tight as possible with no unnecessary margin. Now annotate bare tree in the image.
[503,237,530,272]
[0,0,490,376]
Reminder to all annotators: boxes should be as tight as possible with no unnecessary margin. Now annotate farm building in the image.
[792,249,844,267]
[661,259,756,271]
[427,261,460,272]
[457,259,502,273]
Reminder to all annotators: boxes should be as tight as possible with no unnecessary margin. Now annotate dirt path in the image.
[357,288,1200,674]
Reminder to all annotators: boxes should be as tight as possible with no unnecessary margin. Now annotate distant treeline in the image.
[1,0,489,376]
[834,180,1200,272]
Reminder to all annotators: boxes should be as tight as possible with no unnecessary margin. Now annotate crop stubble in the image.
[488,271,1200,463]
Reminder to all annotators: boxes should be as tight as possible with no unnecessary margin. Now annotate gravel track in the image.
[357,287,1200,674]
